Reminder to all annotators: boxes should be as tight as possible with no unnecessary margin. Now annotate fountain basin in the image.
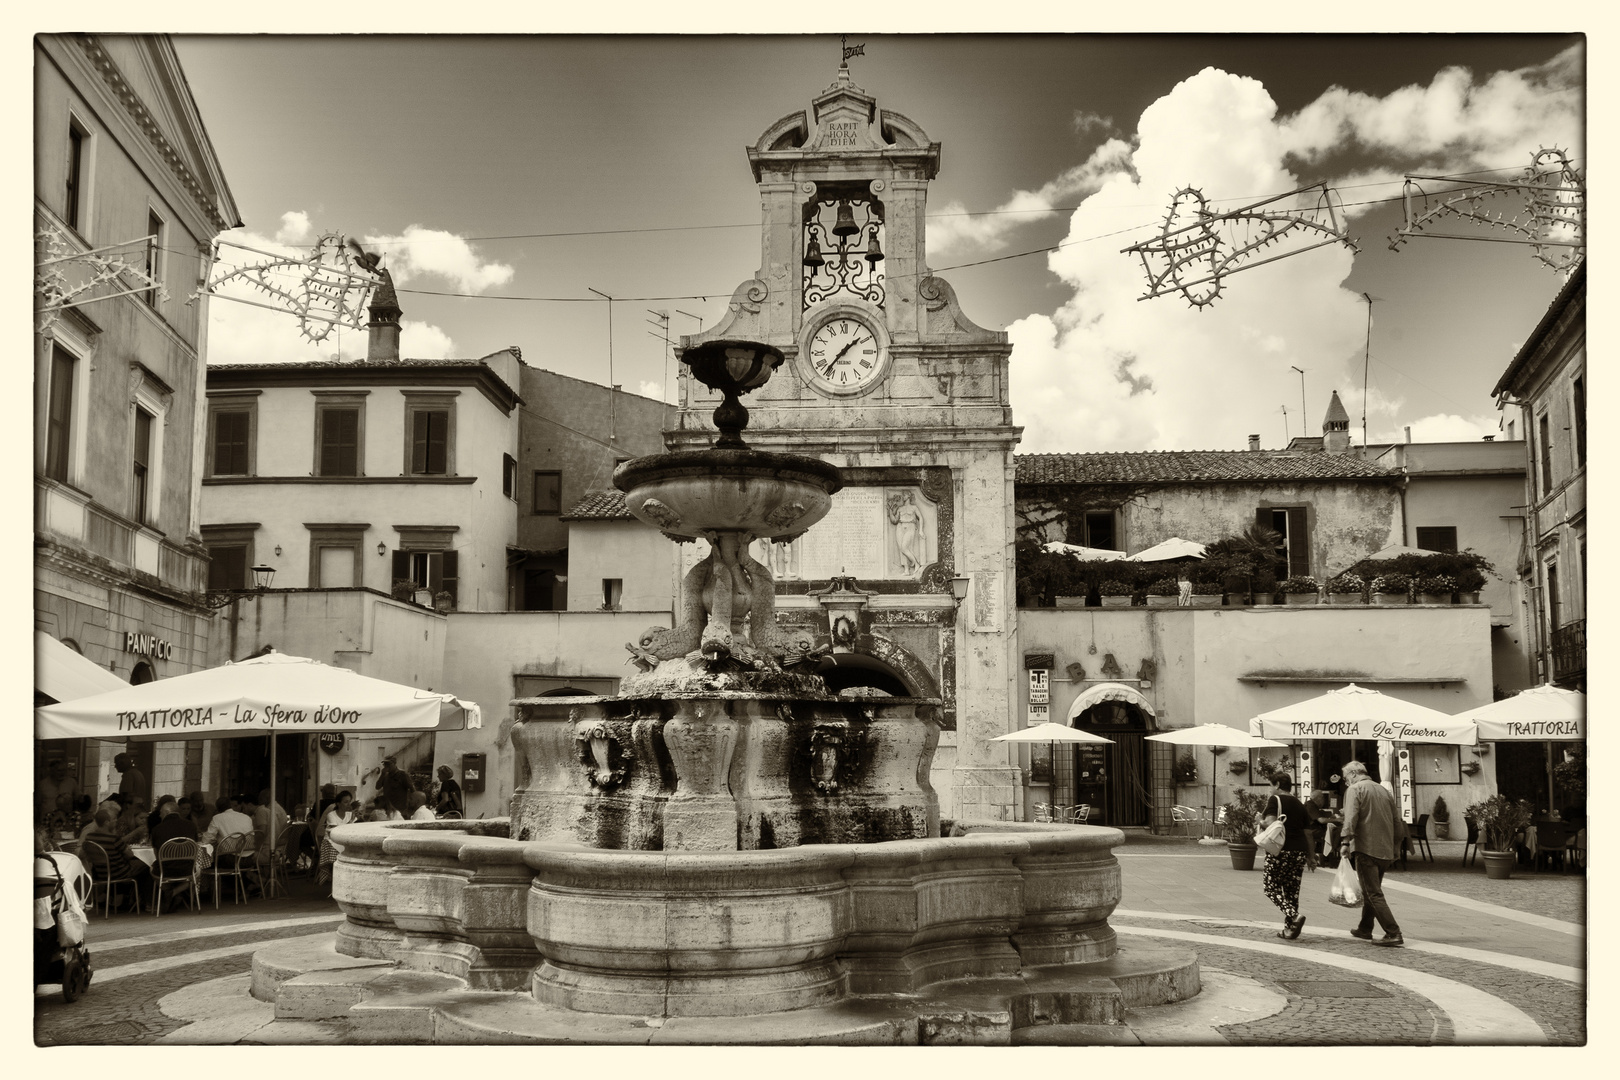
[614,448,843,540]
[323,818,1133,1017]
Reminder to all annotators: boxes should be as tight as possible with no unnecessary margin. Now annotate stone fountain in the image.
[251,341,1200,1043]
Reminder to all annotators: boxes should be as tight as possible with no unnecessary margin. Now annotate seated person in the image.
[83,806,153,910]
[118,796,150,845]
[407,791,436,821]
[149,796,200,909]
[202,794,254,849]
[434,765,463,816]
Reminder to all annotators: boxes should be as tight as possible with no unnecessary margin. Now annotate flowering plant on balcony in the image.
[1326,572,1365,594]
[1276,576,1320,594]
[1371,572,1411,594]
[1145,577,1179,596]
[1413,574,1457,595]
[1098,579,1133,596]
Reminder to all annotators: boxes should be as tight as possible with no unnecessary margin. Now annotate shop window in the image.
[533,470,561,514]
[1415,527,1458,553]
[45,345,76,482]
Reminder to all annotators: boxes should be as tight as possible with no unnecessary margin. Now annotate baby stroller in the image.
[34,850,93,1003]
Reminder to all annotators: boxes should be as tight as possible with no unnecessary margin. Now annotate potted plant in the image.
[1228,759,1249,775]
[433,590,455,613]
[1371,572,1411,605]
[1190,581,1223,607]
[1098,579,1133,607]
[1222,788,1266,870]
[391,578,417,602]
[1465,794,1535,879]
[1326,572,1365,605]
[1277,576,1320,605]
[1171,751,1198,786]
[1431,794,1450,841]
[1414,574,1456,604]
[1145,577,1179,607]
[1454,566,1487,605]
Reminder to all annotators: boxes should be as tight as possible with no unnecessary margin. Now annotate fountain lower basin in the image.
[315,817,1158,1021]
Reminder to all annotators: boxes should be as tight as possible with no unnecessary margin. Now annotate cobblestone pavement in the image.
[33,838,1586,1046]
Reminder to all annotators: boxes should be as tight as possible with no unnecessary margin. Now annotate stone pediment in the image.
[808,69,882,153]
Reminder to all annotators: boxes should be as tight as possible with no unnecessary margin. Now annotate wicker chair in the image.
[153,838,200,916]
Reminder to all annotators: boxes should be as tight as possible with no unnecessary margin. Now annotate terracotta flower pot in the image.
[1189,594,1221,607]
[1251,592,1274,605]
[1283,592,1318,606]
[1228,842,1258,871]
[1417,593,1450,605]
[1433,820,1450,840]
[1373,593,1410,605]
[1482,849,1515,879]
[1100,595,1133,607]
[1145,595,1177,607]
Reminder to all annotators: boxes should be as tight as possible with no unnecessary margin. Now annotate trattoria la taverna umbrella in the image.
[1451,684,1585,741]
[1248,683,1476,745]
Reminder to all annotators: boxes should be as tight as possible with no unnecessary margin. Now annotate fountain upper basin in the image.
[613,448,843,540]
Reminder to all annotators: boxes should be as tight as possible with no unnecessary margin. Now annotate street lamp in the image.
[950,575,971,603]
[251,564,276,590]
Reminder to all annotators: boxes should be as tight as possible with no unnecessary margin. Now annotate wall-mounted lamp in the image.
[377,542,387,557]
[250,564,276,590]
[273,545,282,557]
[950,575,971,603]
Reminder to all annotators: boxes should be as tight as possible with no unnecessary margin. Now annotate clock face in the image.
[807,316,882,391]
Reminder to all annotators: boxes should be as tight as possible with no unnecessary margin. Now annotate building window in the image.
[319,408,361,477]
[1414,526,1458,553]
[602,578,623,610]
[209,407,253,476]
[45,345,76,482]
[202,523,258,591]
[1538,411,1553,495]
[503,454,517,499]
[1571,375,1585,468]
[144,209,165,306]
[1258,506,1310,579]
[1068,509,1115,552]
[392,525,461,607]
[65,120,87,231]
[402,392,456,476]
[1546,561,1561,631]
[132,408,154,523]
[307,523,368,588]
[533,471,561,514]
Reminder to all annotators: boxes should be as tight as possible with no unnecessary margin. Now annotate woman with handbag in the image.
[1259,773,1311,939]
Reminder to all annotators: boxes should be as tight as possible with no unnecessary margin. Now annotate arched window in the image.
[130,662,155,684]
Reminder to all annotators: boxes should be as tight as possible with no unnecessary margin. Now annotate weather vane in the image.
[195,233,382,344]
[1122,183,1357,308]
[841,35,865,67]
[1388,148,1584,273]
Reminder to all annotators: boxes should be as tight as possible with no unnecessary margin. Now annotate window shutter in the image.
[46,348,75,481]
[1286,507,1310,579]
[215,411,249,475]
[412,410,430,474]
[320,409,358,477]
[208,545,247,591]
[441,550,458,605]
[392,549,409,585]
[427,412,447,474]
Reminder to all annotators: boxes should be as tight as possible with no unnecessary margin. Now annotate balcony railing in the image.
[1550,619,1585,681]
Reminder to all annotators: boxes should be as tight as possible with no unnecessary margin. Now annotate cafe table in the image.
[130,841,215,873]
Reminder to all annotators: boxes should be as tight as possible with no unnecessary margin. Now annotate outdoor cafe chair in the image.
[1171,805,1199,836]
[1033,803,1054,823]
[1462,818,1480,867]
[1410,814,1434,862]
[1066,805,1091,824]
[76,839,141,917]
[153,838,200,917]
[212,832,253,908]
[1534,821,1569,872]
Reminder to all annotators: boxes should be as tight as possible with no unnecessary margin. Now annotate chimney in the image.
[1247,434,1260,452]
[1404,426,1412,444]
[366,262,403,362]
[1321,391,1352,453]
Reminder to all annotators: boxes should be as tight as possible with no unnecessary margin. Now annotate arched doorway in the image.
[130,661,155,684]
[1064,683,1157,827]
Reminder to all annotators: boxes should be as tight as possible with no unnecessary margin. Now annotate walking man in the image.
[1338,760,1403,947]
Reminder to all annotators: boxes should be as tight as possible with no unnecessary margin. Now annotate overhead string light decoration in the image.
[1122,182,1356,308]
[1388,148,1584,273]
[35,221,168,334]
[195,233,382,343]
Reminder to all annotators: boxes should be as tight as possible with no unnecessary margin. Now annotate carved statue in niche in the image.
[888,490,928,577]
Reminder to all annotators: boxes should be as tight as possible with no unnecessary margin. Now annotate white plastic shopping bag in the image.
[1328,856,1363,907]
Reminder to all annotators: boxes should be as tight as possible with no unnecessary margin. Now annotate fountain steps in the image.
[251,936,1198,1046]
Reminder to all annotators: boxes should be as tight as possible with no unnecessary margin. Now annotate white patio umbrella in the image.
[1126,537,1207,562]
[993,722,1115,820]
[1145,723,1286,831]
[1248,684,1477,745]
[35,630,128,703]
[36,651,481,881]
[1452,685,1584,741]
[1041,541,1127,561]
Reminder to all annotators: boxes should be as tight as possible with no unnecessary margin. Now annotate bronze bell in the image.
[832,201,860,237]
[802,234,825,268]
[864,231,884,264]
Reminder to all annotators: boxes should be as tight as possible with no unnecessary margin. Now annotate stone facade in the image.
[666,65,1023,821]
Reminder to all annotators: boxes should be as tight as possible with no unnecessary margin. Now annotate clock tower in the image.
[670,59,1024,821]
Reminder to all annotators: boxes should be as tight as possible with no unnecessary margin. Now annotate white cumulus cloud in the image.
[361,225,514,292]
[1001,49,1580,454]
[274,211,312,245]
[637,380,664,401]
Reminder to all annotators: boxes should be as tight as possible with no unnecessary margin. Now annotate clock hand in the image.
[832,338,861,363]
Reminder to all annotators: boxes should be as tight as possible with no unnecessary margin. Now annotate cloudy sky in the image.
[174,33,1583,453]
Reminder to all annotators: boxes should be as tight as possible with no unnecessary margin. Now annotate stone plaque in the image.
[753,485,937,581]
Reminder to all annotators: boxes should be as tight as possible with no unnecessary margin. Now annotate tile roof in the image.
[561,489,635,520]
[1016,450,1398,485]
[208,358,493,373]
